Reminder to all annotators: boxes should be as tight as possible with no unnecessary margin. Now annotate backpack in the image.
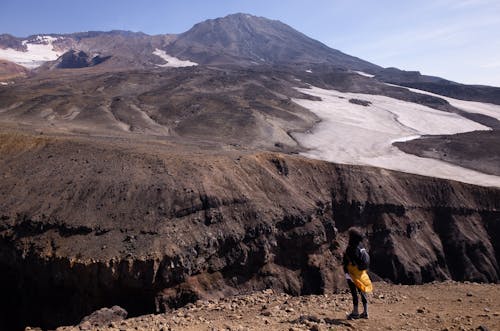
[356,247,370,270]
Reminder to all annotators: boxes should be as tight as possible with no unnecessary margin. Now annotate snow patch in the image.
[153,49,197,68]
[0,82,9,86]
[390,135,421,144]
[63,106,81,121]
[293,86,500,187]
[353,71,375,78]
[389,84,500,122]
[0,35,63,69]
[305,70,312,73]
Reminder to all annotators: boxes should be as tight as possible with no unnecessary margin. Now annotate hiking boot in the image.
[347,312,360,320]
[360,312,368,319]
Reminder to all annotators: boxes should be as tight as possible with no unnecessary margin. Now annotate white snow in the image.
[389,84,500,122]
[0,35,63,69]
[62,106,81,121]
[390,135,421,144]
[0,82,9,86]
[293,86,500,188]
[305,70,313,73]
[153,49,197,68]
[353,71,375,78]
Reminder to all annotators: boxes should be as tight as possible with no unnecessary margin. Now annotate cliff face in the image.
[0,132,499,330]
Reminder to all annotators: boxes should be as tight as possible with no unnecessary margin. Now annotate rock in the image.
[477,326,489,331]
[261,310,272,317]
[79,305,128,327]
[78,321,92,330]
[309,325,323,331]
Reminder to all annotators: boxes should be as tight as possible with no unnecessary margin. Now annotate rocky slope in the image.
[52,282,500,331]
[1,130,499,330]
[1,65,467,150]
[394,130,500,176]
[0,59,28,80]
[376,67,500,105]
[167,13,379,71]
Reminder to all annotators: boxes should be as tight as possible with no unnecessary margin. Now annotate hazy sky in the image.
[1,0,499,86]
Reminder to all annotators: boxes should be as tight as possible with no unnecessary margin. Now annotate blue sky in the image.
[1,0,499,86]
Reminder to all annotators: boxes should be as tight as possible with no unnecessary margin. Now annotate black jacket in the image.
[343,242,370,273]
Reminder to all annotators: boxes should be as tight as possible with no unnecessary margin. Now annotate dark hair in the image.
[348,227,364,245]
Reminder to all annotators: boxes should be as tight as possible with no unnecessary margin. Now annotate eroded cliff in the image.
[0,132,499,330]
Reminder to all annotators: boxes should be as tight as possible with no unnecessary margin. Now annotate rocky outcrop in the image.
[0,133,499,330]
[78,306,127,330]
[53,49,111,69]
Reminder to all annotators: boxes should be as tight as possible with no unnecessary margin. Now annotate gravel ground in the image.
[50,281,500,331]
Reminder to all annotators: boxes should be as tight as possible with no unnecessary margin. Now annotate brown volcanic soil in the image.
[394,130,500,176]
[0,66,322,150]
[2,65,500,331]
[1,128,500,330]
[54,282,500,331]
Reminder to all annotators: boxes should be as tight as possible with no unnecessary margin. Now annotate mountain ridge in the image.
[0,13,380,71]
[1,13,499,104]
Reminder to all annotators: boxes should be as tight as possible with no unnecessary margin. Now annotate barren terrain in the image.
[2,13,500,331]
[52,282,500,331]
[1,128,499,330]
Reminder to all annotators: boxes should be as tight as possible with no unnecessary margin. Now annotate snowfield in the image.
[153,49,198,67]
[390,84,500,122]
[293,86,500,187]
[0,35,63,69]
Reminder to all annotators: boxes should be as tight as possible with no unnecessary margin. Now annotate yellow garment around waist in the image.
[347,263,373,293]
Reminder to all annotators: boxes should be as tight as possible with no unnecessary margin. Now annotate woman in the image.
[343,228,373,319]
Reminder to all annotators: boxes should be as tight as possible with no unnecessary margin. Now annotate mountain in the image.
[167,13,380,71]
[2,14,498,104]
[1,13,500,331]
[0,14,380,72]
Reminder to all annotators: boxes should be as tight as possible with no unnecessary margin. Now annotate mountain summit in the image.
[167,13,380,71]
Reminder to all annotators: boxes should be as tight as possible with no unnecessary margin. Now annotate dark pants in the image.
[347,279,367,311]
